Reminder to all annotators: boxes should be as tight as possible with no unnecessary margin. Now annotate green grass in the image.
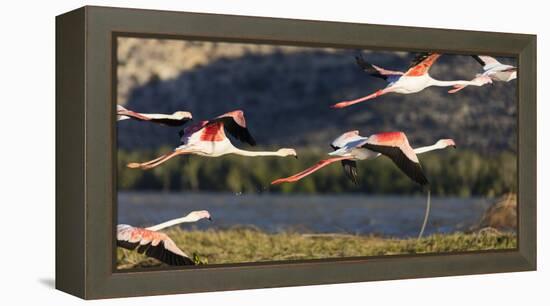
[117,227,517,269]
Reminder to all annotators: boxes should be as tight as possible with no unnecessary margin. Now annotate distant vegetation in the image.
[118,148,516,197]
[117,228,517,269]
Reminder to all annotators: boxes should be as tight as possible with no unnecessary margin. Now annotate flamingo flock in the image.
[117,52,515,266]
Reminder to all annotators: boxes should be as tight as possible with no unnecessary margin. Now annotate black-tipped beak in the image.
[207,217,212,221]
[294,155,298,159]
[452,145,457,149]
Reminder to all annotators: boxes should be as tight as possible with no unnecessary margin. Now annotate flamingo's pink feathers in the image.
[200,123,225,142]
[117,225,192,265]
[404,53,441,77]
[366,132,419,163]
[217,110,247,128]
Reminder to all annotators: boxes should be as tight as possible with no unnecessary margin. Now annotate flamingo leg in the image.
[271,156,351,185]
[417,190,431,239]
[127,150,192,170]
[447,85,467,94]
[331,89,389,109]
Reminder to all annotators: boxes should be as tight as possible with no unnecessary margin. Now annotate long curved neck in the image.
[428,77,474,87]
[230,147,286,157]
[413,142,446,155]
[146,214,197,231]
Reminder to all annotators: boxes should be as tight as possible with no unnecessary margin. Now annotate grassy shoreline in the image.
[117,227,516,269]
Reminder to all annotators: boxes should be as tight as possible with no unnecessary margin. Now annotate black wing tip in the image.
[471,55,485,66]
[247,136,257,146]
[341,160,359,185]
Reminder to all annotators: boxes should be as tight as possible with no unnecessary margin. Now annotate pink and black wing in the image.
[212,110,256,145]
[403,53,441,77]
[361,132,428,186]
[117,225,194,266]
[355,54,403,81]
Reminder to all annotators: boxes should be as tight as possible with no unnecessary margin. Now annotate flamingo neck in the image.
[146,214,198,231]
[413,142,447,154]
[428,78,474,87]
[230,147,286,157]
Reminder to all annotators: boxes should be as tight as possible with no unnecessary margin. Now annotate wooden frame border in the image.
[56,6,536,299]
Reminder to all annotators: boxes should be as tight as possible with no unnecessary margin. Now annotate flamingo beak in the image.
[207,217,212,221]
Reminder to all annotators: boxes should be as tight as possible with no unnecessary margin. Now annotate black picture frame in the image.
[56,6,536,299]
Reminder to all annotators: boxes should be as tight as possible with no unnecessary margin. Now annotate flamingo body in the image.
[117,210,212,266]
[272,130,455,186]
[448,55,516,93]
[128,110,297,169]
[331,53,492,108]
[475,55,517,82]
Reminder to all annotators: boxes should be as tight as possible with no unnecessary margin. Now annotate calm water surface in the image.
[118,192,492,238]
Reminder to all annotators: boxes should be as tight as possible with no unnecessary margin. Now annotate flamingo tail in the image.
[417,189,431,240]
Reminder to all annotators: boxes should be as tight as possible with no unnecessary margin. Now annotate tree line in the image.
[117,147,517,197]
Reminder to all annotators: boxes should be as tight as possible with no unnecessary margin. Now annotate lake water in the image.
[118,192,493,238]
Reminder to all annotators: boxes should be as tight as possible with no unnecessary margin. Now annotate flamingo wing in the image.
[355,54,404,80]
[330,130,363,149]
[341,159,359,184]
[271,156,352,185]
[117,106,152,121]
[147,116,192,127]
[117,225,194,266]
[472,55,501,69]
[212,110,256,146]
[403,53,441,77]
[361,132,428,186]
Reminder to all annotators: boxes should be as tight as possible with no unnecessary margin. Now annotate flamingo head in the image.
[278,148,298,158]
[172,111,193,120]
[185,210,212,222]
[437,139,456,149]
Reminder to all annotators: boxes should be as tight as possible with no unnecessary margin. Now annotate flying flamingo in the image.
[448,55,517,93]
[117,105,193,126]
[127,110,297,170]
[271,130,456,238]
[331,53,492,109]
[117,210,212,266]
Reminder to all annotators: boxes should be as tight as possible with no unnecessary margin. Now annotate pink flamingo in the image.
[117,210,212,266]
[117,105,192,126]
[127,110,297,170]
[448,55,516,93]
[271,130,456,238]
[331,53,492,109]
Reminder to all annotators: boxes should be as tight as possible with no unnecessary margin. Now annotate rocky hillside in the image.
[116,38,517,154]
